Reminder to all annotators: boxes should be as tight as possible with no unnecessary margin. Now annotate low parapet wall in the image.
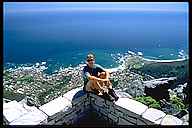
[3,87,187,125]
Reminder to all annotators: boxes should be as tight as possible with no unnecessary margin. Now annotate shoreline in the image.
[3,56,188,74]
[143,58,188,63]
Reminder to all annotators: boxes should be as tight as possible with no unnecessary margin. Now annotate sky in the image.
[4,2,188,13]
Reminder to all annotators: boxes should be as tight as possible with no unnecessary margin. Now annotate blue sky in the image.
[4,2,188,13]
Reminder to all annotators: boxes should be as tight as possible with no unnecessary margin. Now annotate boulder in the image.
[144,77,177,100]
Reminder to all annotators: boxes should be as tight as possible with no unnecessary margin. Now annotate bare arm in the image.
[105,71,110,80]
[87,74,104,81]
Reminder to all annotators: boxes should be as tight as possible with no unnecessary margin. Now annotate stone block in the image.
[75,107,84,115]
[108,113,118,123]
[114,108,137,124]
[55,116,65,123]
[95,98,105,107]
[109,105,115,113]
[39,96,72,117]
[182,122,189,125]
[103,115,108,121]
[10,107,48,125]
[90,97,96,103]
[137,117,154,125]
[125,115,137,124]
[181,114,189,122]
[50,108,74,123]
[115,91,133,98]
[142,108,166,124]
[118,118,135,125]
[63,87,83,101]
[74,101,84,109]
[92,105,100,112]
[136,119,148,125]
[100,108,109,116]
[84,103,90,111]
[39,119,48,125]
[72,94,87,106]
[89,93,99,99]
[115,98,148,116]
[115,106,140,119]
[63,112,77,121]
[117,111,124,117]
[105,99,114,106]
[84,100,90,107]
[47,119,56,125]
[54,120,65,125]
[160,115,183,125]
[3,101,29,123]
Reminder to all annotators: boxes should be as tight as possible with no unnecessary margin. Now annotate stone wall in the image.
[3,87,188,125]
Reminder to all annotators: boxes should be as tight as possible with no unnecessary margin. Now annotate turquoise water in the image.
[3,6,188,74]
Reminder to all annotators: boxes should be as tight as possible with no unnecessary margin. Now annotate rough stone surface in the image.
[180,114,189,122]
[108,113,118,122]
[3,100,28,123]
[136,119,148,125]
[144,77,176,100]
[4,87,184,126]
[10,108,48,125]
[115,98,148,116]
[137,117,154,125]
[39,96,72,117]
[95,98,105,107]
[63,87,83,101]
[161,115,183,125]
[115,90,133,98]
[182,121,189,125]
[118,118,135,125]
[142,108,166,124]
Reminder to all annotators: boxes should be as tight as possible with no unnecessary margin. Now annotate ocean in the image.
[3,10,188,74]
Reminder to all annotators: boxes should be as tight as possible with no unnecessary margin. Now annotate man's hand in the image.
[102,79,110,82]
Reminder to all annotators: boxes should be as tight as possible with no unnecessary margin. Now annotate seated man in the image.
[83,53,119,101]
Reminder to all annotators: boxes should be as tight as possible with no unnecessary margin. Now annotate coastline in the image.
[143,58,188,63]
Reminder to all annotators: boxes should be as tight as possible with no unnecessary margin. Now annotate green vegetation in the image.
[110,79,118,88]
[3,71,12,81]
[134,59,189,85]
[17,75,34,83]
[55,75,72,84]
[170,95,185,111]
[36,76,71,105]
[134,96,161,109]
[124,56,144,70]
[3,89,25,101]
[62,75,72,83]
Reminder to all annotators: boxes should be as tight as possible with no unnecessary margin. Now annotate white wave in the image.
[105,64,125,73]
[41,62,46,65]
[137,52,143,56]
[128,50,136,55]
[179,51,184,56]
[143,58,187,63]
[22,67,33,70]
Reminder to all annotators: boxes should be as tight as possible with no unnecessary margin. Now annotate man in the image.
[83,53,119,101]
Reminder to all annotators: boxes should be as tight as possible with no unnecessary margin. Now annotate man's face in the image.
[87,58,95,68]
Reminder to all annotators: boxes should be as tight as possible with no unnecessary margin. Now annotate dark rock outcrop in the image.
[144,77,177,101]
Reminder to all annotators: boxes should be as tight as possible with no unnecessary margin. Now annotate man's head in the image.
[86,53,95,68]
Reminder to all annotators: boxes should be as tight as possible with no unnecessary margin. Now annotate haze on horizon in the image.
[4,2,188,13]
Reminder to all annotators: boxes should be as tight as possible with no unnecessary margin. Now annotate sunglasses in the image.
[87,59,94,62]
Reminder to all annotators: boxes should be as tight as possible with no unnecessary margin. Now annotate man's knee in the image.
[98,72,106,79]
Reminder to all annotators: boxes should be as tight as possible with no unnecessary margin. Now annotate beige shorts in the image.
[85,72,112,95]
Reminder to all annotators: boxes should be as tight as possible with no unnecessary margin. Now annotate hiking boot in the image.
[108,89,119,101]
[102,92,115,102]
